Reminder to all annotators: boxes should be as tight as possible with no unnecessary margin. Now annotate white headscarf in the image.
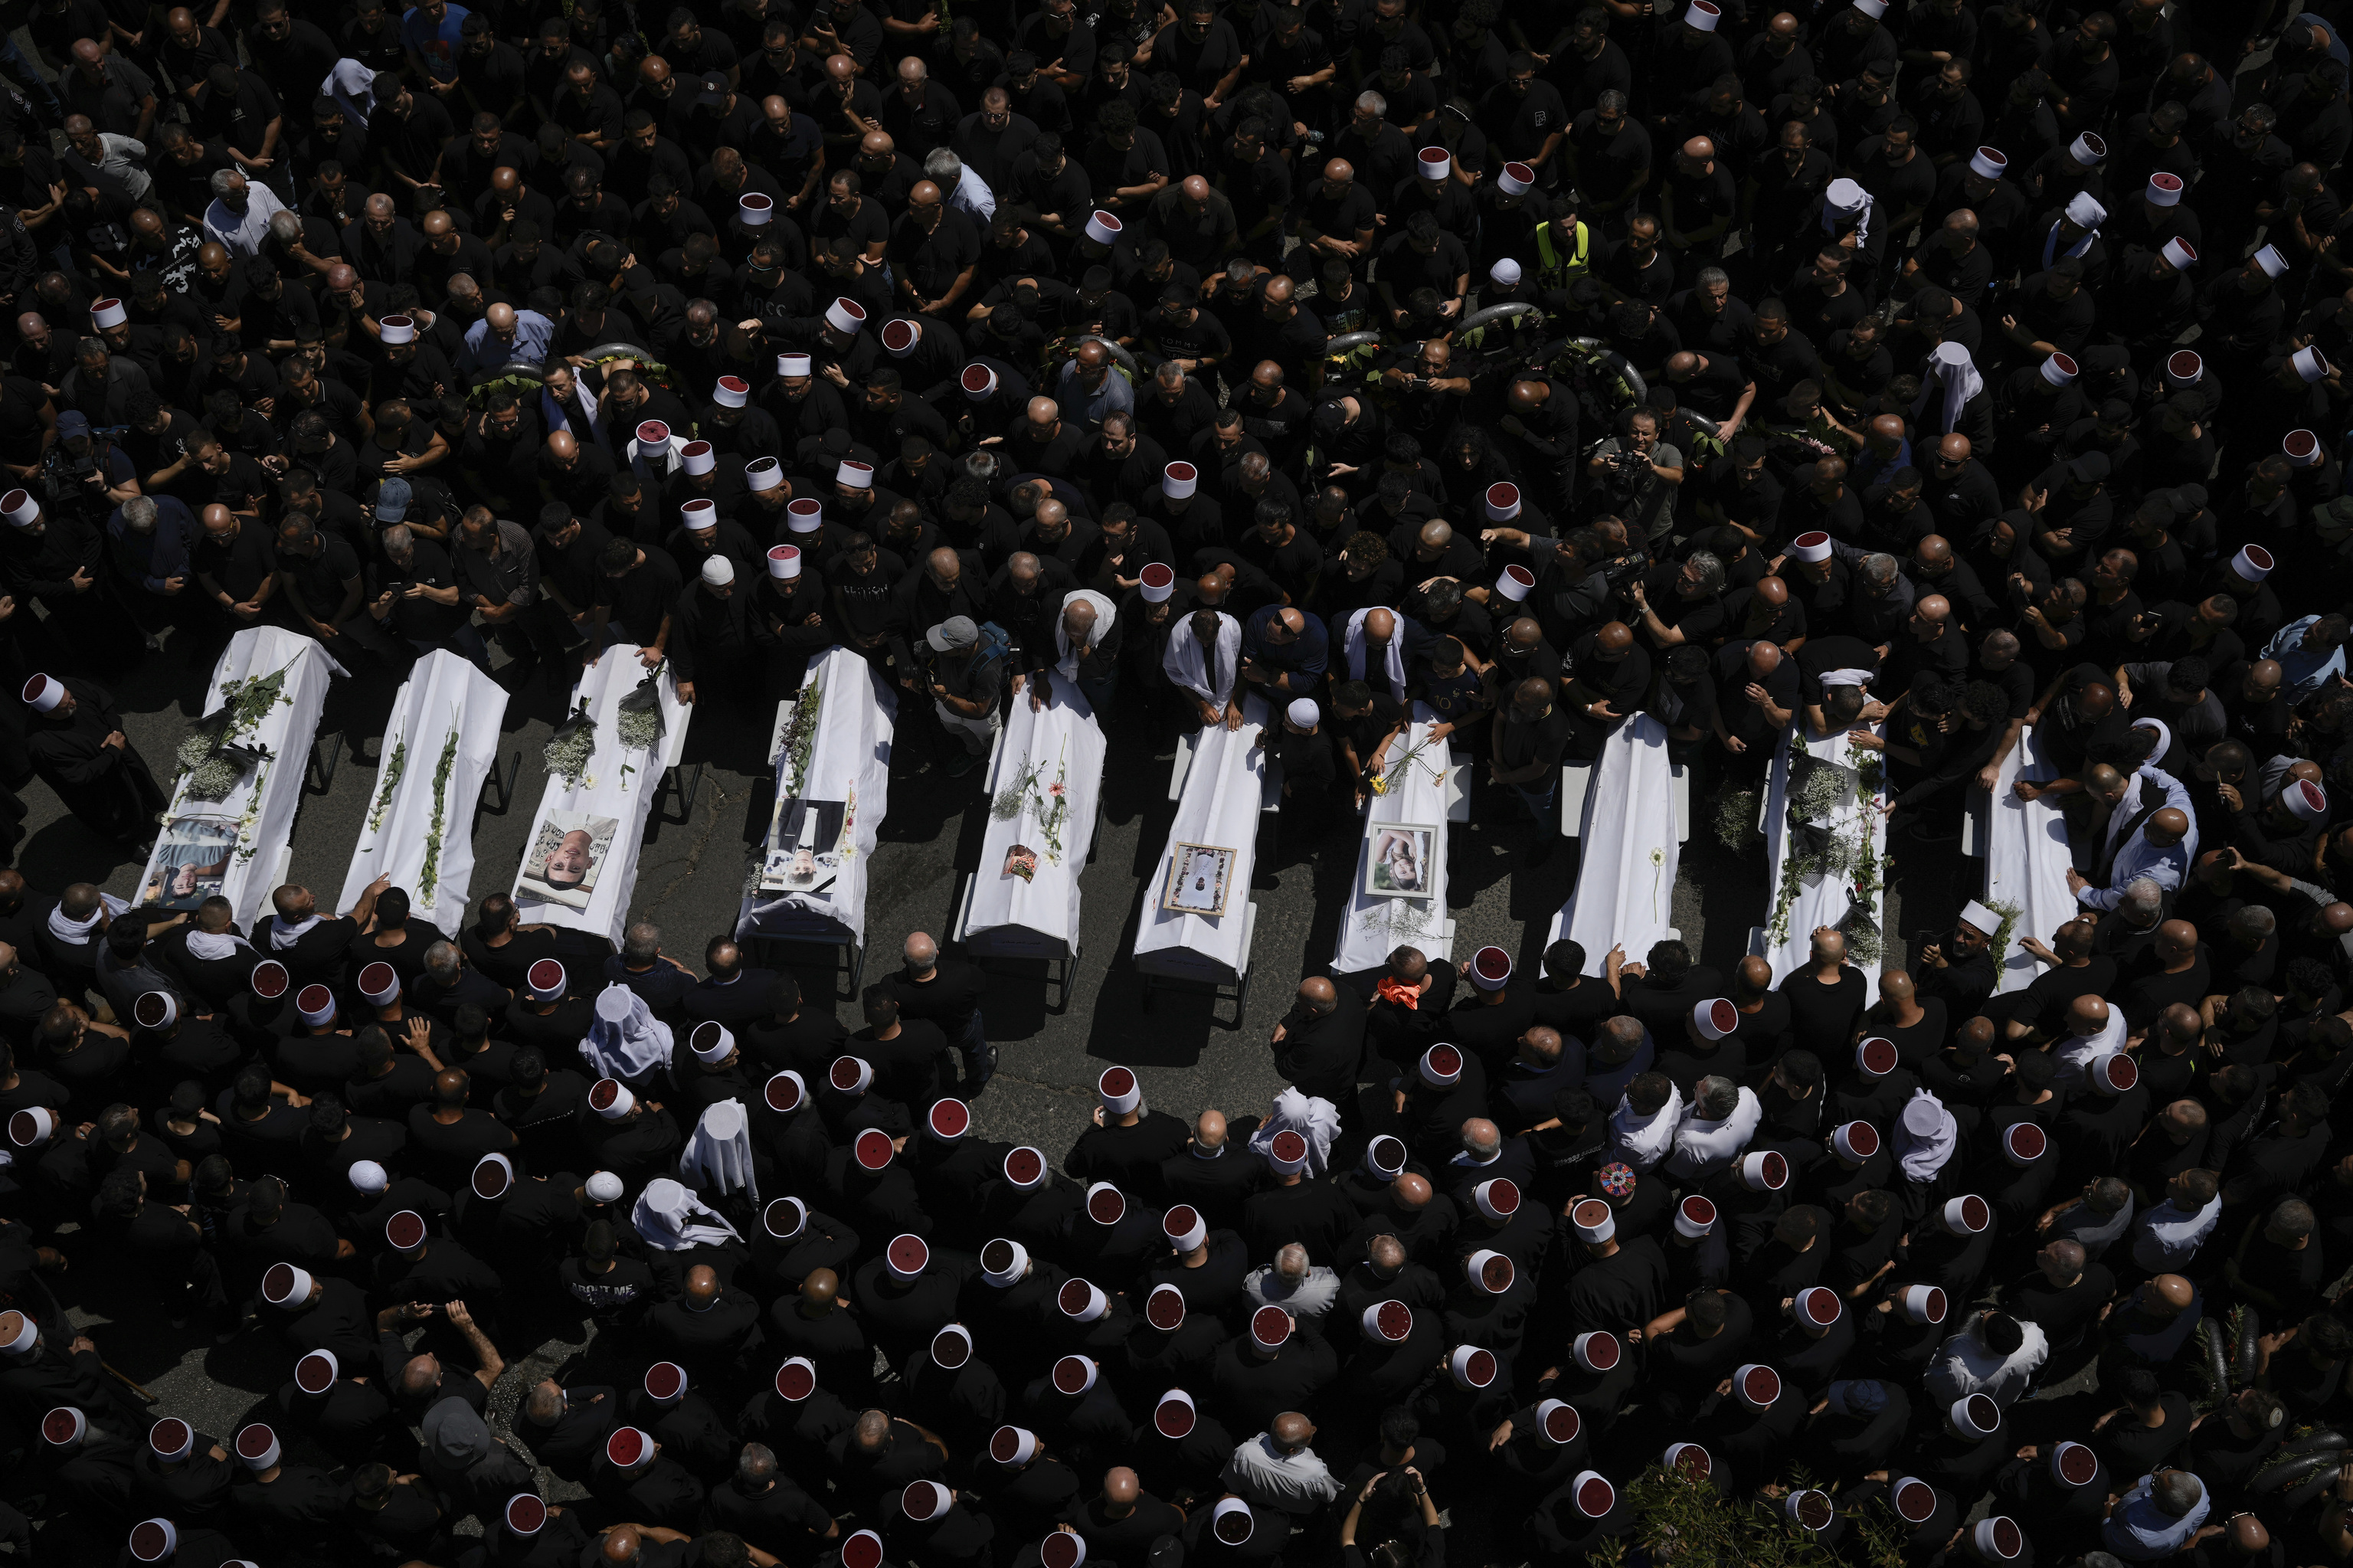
[1910,342,1985,435]
[1163,611,1241,707]
[269,912,322,949]
[185,927,254,962]
[1343,608,1409,703]
[1893,1089,1959,1182]
[47,892,128,947]
[2042,193,2106,269]
[632,1176,741,1250]
[1246,1086,1342,1176]
[1823,177,1873,246]
[580,984,675,1081]
[680,1100,759,1203]
[320,58,377,129]
[1055,589,1118,681]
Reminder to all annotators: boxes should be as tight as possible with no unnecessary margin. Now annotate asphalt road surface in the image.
[28,624,1979,1524]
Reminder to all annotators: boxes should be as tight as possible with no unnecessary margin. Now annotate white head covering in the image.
[1911,342,1985,435]
[679,1100,759,1203]
[1160,610,1242,709]
[321,57,378,128]
[1823,178,1871,244]
[632,1176,743,1250]
[1893,1089,1959,1182]
[579,984,675,1081]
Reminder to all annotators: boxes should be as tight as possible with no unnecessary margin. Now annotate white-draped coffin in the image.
[1985,723,2076,994]
[1135,692,1271,976]
[339,652,512,934]
[1333,712,1452,973]
[964,671,1107,951]
[511,650,692,945]
[1551,713,1679,973]
[738,647,898,947]
[1752,719,1889,1003]
[138,627,341,930]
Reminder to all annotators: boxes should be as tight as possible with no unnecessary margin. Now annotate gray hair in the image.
[622,921,661,964]
[423,940,460,983]
[1695,1075,1739,1120]
[922,148,964,182]
[1275,1243,1309,1282]
[119,496,157,530]
[1859,552,1900,588]
[1355,90,1386,116]
[2155,1471,2203,1517]
[1684,550,1726,595]
[1696,266,1728,290]
[208,168,244,197]
[381,523,414,552]
[2119,878,2165,918]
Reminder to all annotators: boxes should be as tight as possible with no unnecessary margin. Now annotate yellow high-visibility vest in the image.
[1533,219,1592,289]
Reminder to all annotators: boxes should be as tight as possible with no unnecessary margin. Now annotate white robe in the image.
[1608,1083,1685,1171]
[1662,1085,1762,1177]
[579,984,675,1081]
[680,1100,759,1203]
[1343,609,1409,703]
[1163,613,1242,707]
[632,1176,742,1250]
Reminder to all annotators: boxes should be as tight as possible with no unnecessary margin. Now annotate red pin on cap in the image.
[358,961,396,996]
[1373,1300,1412,1340]
[1005,1147,1045,1184]
[1100,1066,1137,1100]
[1057,1279,1098,1317]
[251,961,289,998]
[1893,1478,1937,1523]
[1471,945,1511,985]
[854,1129,894,1170]
[961,365,995,394]
[1146,1285,1186,1330]
[645,1362,686,1399]
[1541,1403,1579,1443]
[1858,1038,1898,1075]
[831,1057,868,1092]
[296,1352,337,1393]
[385,1210,427,1250]
[1052,1356,1094,1395]
[1087,1184,1126,1224]
[930,1099,970,1138]
[508,1496,548,1534]
[235,1423,277,1463]
[1041,1534,1085,1568]
[607,1428,648,1467]
[1707,998,1738,1034]
[1425,1043,1462,1079]
[151,1417,191,1455]
[1742,1366,1780,1406]
[882,320,917,352]
[296,983,333,1016]
[2057,1444,2099,1484]
[528,958,565,994]
[2005,1124,2047,1160]
[1271,1129,1307,1164]
[887,1235,928,1275]
[637,421,669,447]
[842,1531,885,1568]
[775,1361,817,1400]
[765,1074,803,1112]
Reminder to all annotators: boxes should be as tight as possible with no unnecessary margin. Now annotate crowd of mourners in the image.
[4,0,2353,1562]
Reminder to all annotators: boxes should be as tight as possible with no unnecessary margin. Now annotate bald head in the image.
[602,1527,642,1566]
[1392,1172,1432,1211]
[1270,1412,1315,1449]
[1104,1467,1141,1507]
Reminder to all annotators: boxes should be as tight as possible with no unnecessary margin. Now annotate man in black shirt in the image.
[885,931,990,1088]
[1491,676,1573,859]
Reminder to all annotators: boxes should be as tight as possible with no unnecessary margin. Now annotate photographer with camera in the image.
[1585,406,1684,545]
[47,409,139,526]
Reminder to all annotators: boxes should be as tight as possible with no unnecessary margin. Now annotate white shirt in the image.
[2054,1192,2136,1256]
[91,133,152,201]
[1662,1085,1762,1178]
[1054,588,1117,681]
[202,182,289,257]
[1923,1312,2049,1407]
[1222,1435,1341,1514]
[1608,1082,1684,1171]
[948,163,997,221]
[1243,1264,1340,1324]
[2131,1195,2221,1273]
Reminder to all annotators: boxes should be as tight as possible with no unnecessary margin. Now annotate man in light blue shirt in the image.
[2102,1471,2209,1559]
[2260,612,2349,697]
[2071,763,2194,911]
[462,302,556,377]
